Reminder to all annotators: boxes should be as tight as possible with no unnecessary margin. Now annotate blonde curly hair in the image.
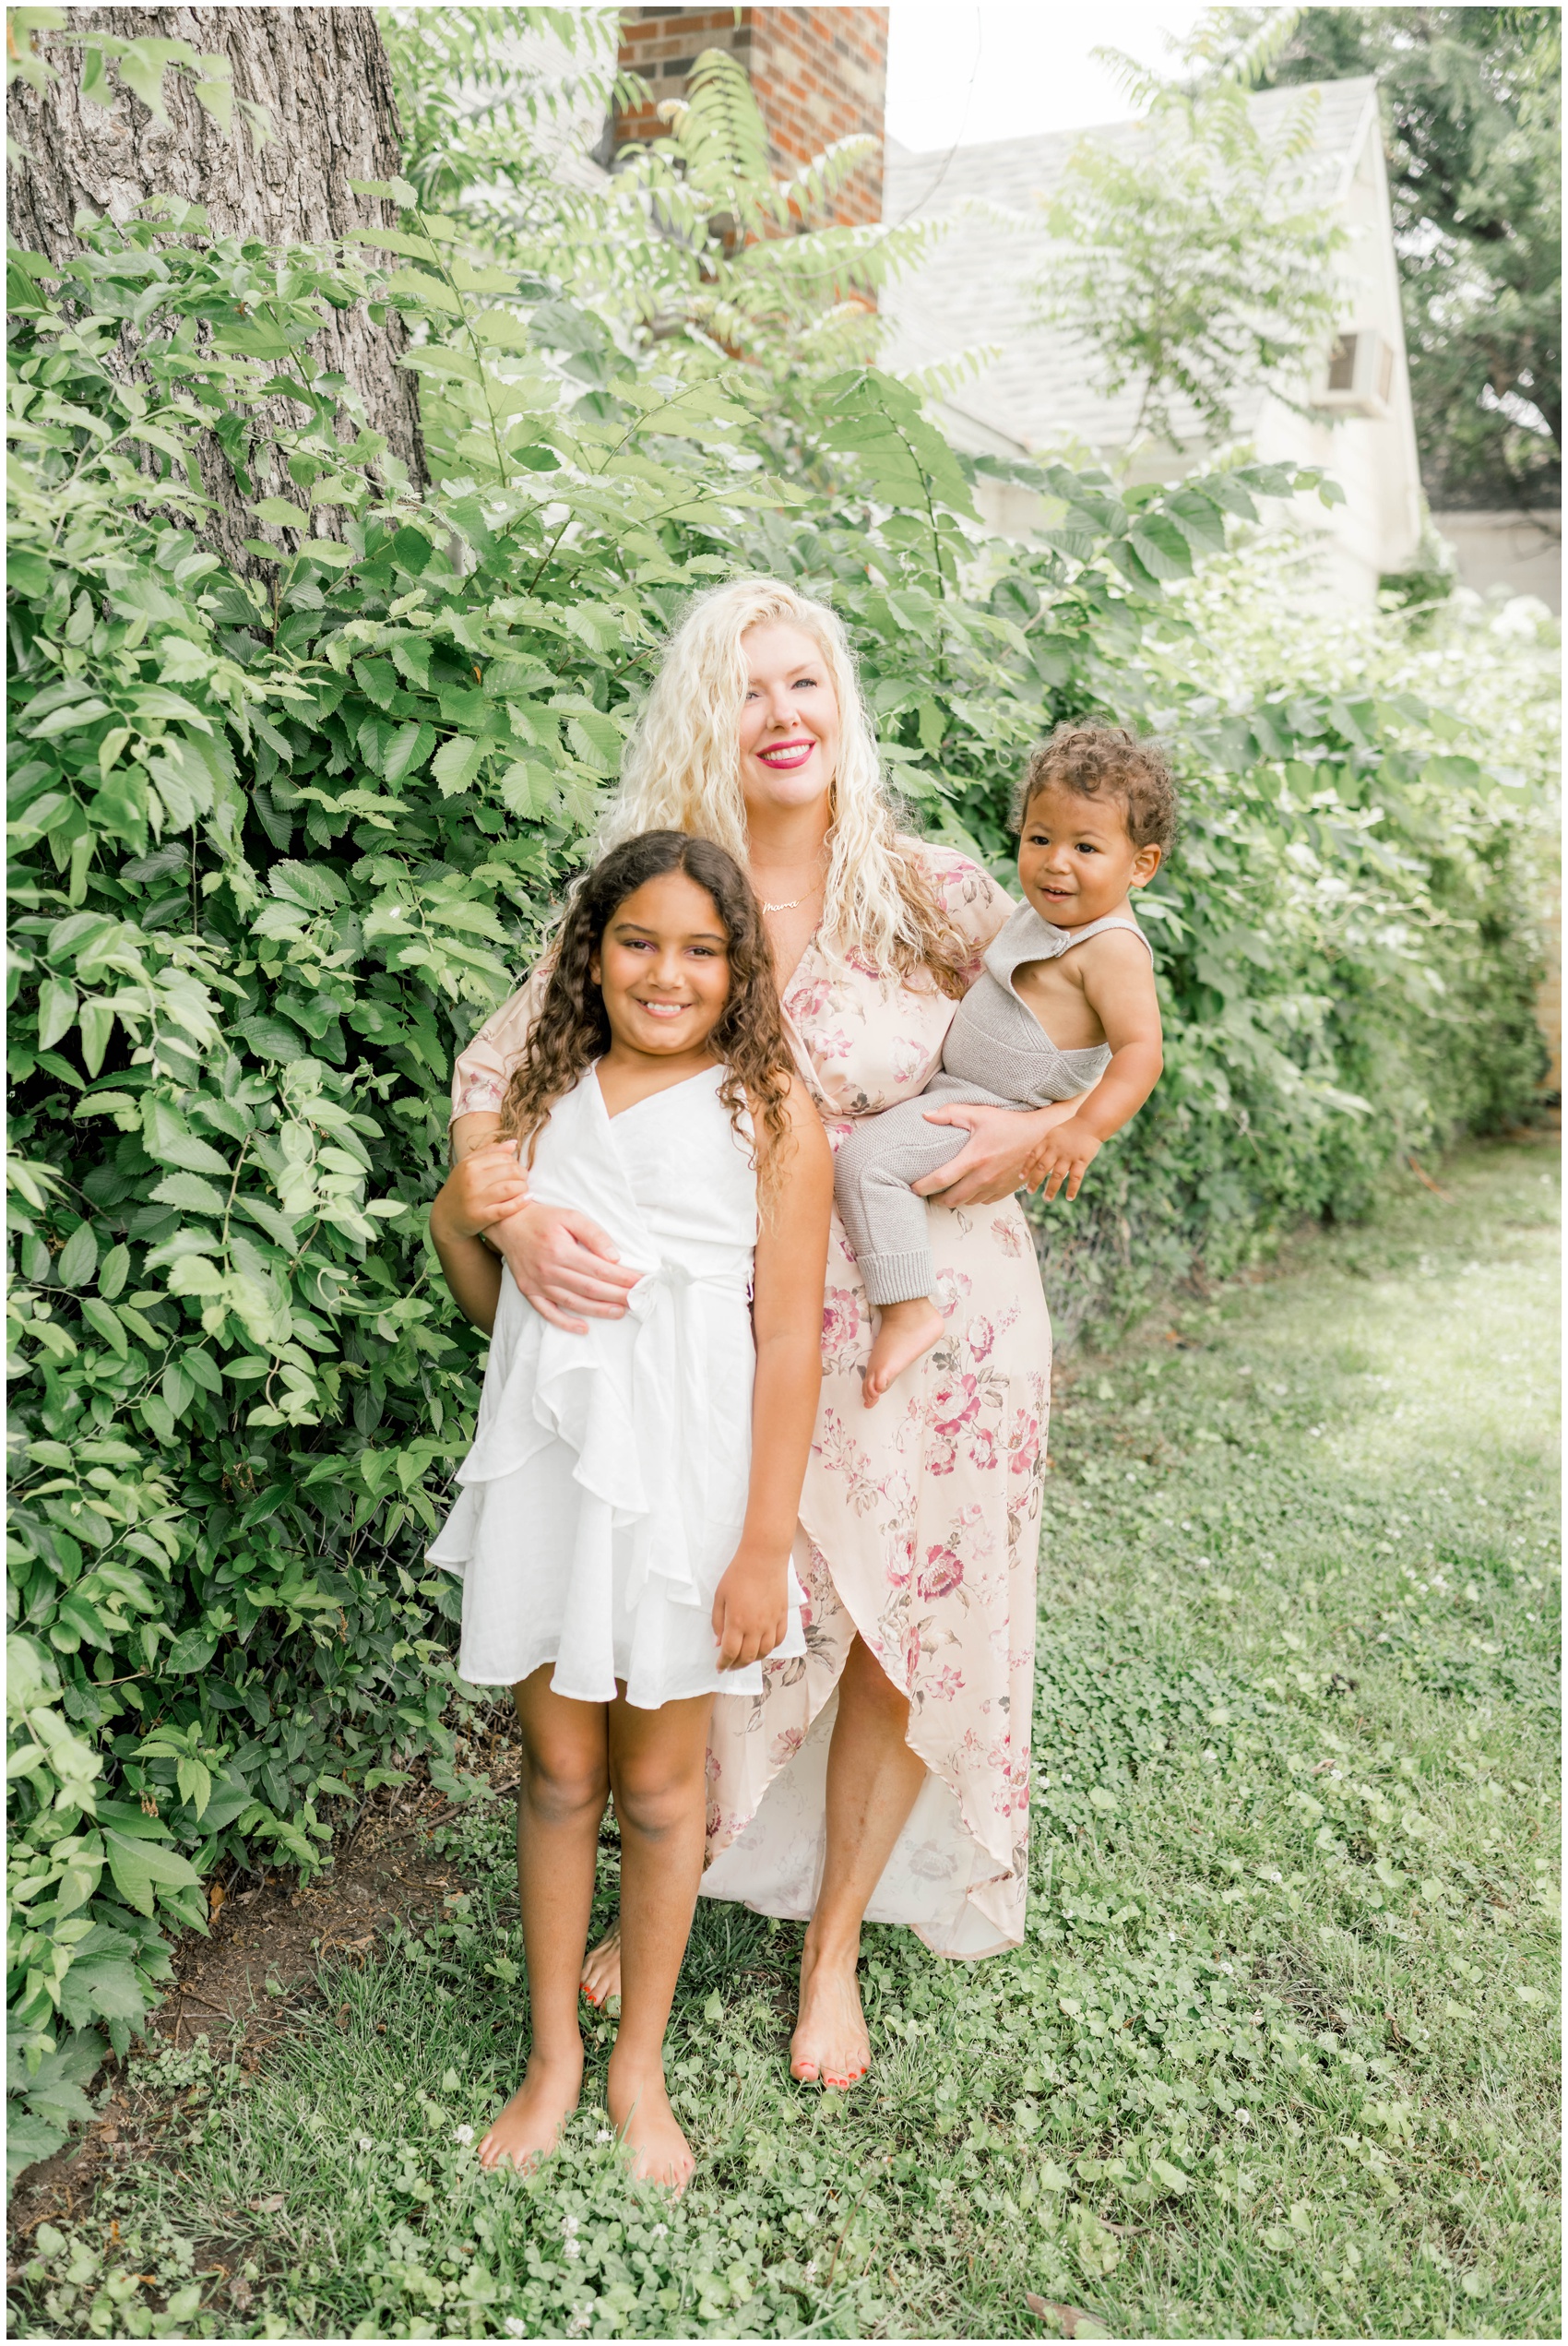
[600,577,970,997]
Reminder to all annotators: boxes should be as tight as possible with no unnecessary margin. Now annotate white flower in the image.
[562,2214,580,2235]
[653,2222,668,2239]
[453,2124,474,2145]
[594,2128,612,2144]
[1236,2108,1252,2126]
[357,2135,373,2152]
[564,2240,581,2259]
[505,2319,527,2337]
[566,2312,591,2338]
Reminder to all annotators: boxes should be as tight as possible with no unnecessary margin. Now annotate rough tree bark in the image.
[7,6,425,558]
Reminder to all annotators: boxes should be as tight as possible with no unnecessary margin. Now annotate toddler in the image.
[837,722,1174,1402]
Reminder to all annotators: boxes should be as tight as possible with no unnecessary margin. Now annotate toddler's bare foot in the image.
[477,2046,583,2172]
[581,1923,622,2009]
[790,1938,871,2089]
[607,2054,695,2190]
[862,1298,943,1407]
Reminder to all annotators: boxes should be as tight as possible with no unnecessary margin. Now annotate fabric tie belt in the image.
[622,1256,753,1608]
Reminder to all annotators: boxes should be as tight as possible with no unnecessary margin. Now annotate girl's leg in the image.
[604,1690,714,2187]
[478,1667,610,2171]
[791,1633,928,2088]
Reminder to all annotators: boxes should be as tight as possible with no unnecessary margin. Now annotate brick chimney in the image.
[615,6,889,228]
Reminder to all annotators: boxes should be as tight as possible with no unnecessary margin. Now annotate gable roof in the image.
[879,77,1382,459]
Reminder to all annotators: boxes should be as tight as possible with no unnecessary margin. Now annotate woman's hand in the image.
[492,1199,643,1335]
[711,1545,790,1672]
[911,1096,1086,1209]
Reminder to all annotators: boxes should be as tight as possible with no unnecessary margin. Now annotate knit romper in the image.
[834,897,1151,1307]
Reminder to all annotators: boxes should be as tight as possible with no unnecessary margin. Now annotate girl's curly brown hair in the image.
[497,831,797,1201]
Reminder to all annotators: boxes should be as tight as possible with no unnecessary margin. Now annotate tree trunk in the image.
[7,6,425,559]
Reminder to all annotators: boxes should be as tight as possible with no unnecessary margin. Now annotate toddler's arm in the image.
[711,1082,833,1670]
[1031,931,1164,1202]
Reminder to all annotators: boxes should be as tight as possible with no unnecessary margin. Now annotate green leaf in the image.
[58,1957,148,2030]
[433,735,485,797]
[79,1297,127,1356]
[149,1171,228,1216]
[139,1393,177,1444]
[384,721,436,785]
[56,1221,99,1290]
[165,1627,220,1673]
[36,977,77,1051]
[77,999,114,1078]
[386,268,465,316]
[1126,517,1194,580]
[102,1828,201,1916]
[175,1756,213,1817]
[160,1133,232,1177]
[29,697,112,738]
[97,1243,130,1300]
[470,307,535,351]
[7,2114,66,2182]
[237,1016,308,1065]
[348,175,420,208]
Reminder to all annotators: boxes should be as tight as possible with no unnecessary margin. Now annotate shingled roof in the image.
[879,77,1382,459]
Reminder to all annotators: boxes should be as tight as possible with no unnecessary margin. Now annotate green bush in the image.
[5,174,1549,2184]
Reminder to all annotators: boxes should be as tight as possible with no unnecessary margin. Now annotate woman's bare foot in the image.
[790,1937,871,2089]
[580,1923,622,2008]
[606,2054,695,2190]
[862,1298,943,1407]
[477,2046,584,2172]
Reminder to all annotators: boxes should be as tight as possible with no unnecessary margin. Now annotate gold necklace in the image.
[755,861,826,916]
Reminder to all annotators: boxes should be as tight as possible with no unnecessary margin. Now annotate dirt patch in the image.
[8,1762,521,2248]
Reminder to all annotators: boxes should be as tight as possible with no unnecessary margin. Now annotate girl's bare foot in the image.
[862,1298,943,1406]
[790,1938,871,2089]
[606,2054,695,2190]
[477,2047,584,2172]
[580,1923,622,2008]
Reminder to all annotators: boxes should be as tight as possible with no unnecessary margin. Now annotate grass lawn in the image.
[12,1137,1560,2341]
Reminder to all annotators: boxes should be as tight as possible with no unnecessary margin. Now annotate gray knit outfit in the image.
[836,899,1151,1306]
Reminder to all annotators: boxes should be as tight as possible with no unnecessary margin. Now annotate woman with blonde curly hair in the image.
[435,578,1076,2101]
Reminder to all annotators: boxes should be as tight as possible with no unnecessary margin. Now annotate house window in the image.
[1327,335,1358,392]
[1315,328,1394,418]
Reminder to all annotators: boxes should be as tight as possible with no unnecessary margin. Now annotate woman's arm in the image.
[437,1112,641,1334]
[711,1084,834,1671]
[909,1094,1087,1209]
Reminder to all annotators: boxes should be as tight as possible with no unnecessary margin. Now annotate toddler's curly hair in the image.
[1011,722,1179,856]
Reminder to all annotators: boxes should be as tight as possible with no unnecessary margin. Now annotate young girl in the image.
[429,832,833,2188]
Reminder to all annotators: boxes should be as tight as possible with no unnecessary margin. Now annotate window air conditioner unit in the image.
[1313,327,1395,418]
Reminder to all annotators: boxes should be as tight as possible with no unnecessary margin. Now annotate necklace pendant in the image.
[761,894,804,914]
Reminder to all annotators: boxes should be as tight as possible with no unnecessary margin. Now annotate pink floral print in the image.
[704,845,1051,1956]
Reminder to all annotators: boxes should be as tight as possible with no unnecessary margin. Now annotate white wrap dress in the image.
[430,1065,806,1707]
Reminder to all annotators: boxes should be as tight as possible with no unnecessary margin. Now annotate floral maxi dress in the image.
[449,845,1050,1958]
